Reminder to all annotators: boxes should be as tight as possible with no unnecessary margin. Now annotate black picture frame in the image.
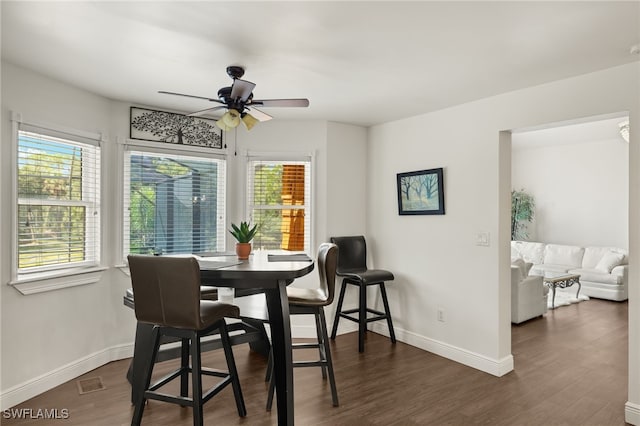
[396,168,445,215]
[129,106,222,149]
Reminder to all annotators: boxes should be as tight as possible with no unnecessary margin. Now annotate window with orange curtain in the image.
[280,165,305,250]
[247,157,311,254]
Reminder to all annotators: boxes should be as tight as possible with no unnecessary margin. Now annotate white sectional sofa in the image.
[511,241,628,301]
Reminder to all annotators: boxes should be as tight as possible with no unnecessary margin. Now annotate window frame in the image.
[245,151,314,256]
[120,139,228,262]
[9,112,106,294]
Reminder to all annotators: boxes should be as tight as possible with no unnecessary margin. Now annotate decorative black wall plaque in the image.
[130,107,222,149]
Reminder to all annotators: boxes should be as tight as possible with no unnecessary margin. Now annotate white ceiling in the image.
[2,1,639,127]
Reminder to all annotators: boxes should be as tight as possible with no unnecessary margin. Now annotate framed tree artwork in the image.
[396,167,445,215]
[129,107,222,149]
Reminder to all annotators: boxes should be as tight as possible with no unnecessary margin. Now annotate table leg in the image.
[575,280,582,299]
[264,280,294,426]
[551,285,557,309]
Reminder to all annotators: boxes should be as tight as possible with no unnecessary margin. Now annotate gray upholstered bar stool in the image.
[127,255,246,426]
[329,235,396,352]
[266,242,339,409]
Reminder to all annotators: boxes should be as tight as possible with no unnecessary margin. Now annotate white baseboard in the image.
[370,322,514,377]
[0,344,133,410]
[291,324,317,338]
[329,321,358,335]
[290,313,359,339]
[291,321,358,338]
[626,401,640,425]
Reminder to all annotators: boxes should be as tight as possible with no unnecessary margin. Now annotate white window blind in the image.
[17,129,101,274]
[123,148,226,257]
[247,157,311,254]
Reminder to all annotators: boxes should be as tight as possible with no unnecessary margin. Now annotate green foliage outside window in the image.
[127,154,221,255]
[252,164,284,249]
[17,136,92,269]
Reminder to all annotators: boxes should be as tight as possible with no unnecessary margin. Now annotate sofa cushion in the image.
[524,262,533,276]
[544,244,584,268]
[511,241,545,264]
[595,252,625,273]
[568,268,624,285]
[511,258,526,275]
[582,246,628,269]
[530,263,572,276]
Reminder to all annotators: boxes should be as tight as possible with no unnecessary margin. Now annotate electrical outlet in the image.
[437,309,445,322]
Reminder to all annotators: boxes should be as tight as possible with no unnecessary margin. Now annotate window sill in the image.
[8,266,108,295]
[115,264,130,277]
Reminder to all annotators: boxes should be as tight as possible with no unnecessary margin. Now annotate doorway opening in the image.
[506,112,630,382]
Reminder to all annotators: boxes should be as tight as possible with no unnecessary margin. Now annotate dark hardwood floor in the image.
[3,298,628,425]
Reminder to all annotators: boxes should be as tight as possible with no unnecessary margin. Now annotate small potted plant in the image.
[229,221,258,260]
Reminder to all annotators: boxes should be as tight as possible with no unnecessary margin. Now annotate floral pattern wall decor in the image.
[130,107,222,148]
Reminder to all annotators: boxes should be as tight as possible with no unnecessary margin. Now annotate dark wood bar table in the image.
[127,254,314,426]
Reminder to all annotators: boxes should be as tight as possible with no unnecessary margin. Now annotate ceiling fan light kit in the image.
[215,109,259,131]
[160,65,309,132]
[241,113,259,131]
[220,108,240,128]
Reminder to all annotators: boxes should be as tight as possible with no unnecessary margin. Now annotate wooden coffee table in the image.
[543,273,581,309]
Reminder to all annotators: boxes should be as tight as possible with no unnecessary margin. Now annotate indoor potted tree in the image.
[511,189,535,241]
[229,221,258,260]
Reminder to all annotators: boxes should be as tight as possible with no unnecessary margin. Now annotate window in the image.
[123,148,226,256]
[16,128,101,276]
[247,156,312,254]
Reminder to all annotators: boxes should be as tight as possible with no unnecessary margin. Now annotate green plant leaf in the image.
[511,189,535,241]
[228,221,259,243]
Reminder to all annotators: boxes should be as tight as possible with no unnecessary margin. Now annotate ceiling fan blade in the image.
[246,106,273,122]
[230,79,256,102]
[159,90,222,103]
[250,98,309,108]
[186,106,227,117]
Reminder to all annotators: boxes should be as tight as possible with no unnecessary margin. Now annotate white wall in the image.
[0,62,125,408]
[512,137,628,248]
[324,122,368,333]
[367,62,640,397]
[326,122,368,238]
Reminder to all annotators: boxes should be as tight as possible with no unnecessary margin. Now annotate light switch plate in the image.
[476,232,490,246]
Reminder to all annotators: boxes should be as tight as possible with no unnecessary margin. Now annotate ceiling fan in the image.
[159,66,309,131]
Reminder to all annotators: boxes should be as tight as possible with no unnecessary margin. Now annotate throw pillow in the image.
[511,258,526,276]
[595,252,625,273]
[524,262,534,276]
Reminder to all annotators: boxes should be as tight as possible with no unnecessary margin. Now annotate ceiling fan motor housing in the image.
[226,66,245,80]
[217,86,250,113]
